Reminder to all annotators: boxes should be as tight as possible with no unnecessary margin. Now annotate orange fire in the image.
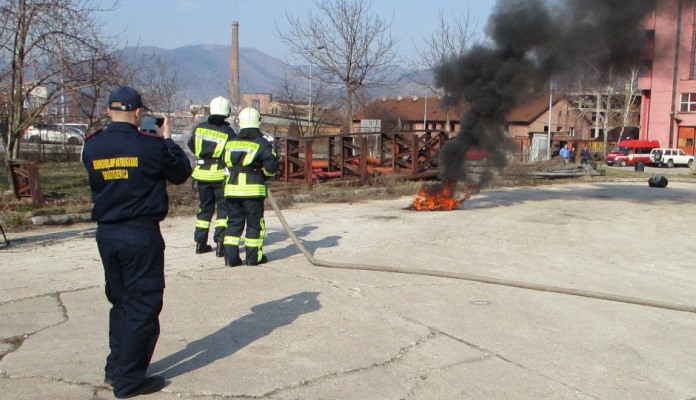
[411,180,477,211]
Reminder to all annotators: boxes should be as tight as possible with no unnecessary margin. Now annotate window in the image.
[680,93,696,112]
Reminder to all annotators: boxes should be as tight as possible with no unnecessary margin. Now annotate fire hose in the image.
[266,189,696,314]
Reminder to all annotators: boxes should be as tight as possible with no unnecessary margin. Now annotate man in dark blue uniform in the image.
[82,86,192,398]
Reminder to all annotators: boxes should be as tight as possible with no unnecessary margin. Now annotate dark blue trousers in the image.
[96,222,164,397]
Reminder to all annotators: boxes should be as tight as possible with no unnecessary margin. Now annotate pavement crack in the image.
[0,285,102,306]
[256,329,439,398]
[0,288,95,361]
[436,329,602,399]
[0,336,25,362]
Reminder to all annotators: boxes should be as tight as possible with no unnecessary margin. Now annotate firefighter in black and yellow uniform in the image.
[222,107,279,267]
[188,96,236,256]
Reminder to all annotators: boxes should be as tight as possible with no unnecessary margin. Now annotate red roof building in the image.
[352,96,463,133]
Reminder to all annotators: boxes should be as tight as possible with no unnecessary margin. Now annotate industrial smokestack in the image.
[435,0,656,188]
[230,21,240,108]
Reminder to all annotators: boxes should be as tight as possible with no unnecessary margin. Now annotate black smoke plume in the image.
[435,0,656,187]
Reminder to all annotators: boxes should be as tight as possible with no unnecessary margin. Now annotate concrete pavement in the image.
[1,181,695,399]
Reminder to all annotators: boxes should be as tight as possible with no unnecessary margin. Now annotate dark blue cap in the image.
[108,86,149,111]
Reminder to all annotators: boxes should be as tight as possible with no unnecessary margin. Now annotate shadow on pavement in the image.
[148,291,321,379]
[264,225,342,261]
[0,228,95,248]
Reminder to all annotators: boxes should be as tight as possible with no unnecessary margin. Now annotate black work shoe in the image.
[114,375,166,399]
[104,376,115,387]
[215,244,225,258]
[246,255,268,266]
[195,243,213,254]
[225,258,243,267]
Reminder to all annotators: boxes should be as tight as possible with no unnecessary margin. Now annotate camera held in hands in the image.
[140,116,164,133]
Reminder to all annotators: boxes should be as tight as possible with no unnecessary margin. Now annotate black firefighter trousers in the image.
[223,197,266,265]
[194,180,227,245]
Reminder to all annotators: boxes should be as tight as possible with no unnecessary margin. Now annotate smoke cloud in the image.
[435,0,656,186]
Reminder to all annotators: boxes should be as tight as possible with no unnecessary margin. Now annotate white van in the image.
[649,148,694,168]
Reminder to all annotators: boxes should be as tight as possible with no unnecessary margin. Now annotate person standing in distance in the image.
[222,107,279,267]
[188,96,236,256]
[82,86,192,399]
[559,144,570,162]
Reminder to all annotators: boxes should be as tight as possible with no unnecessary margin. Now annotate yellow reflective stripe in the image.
[194,127,228,158]
[260,218,266,239]
[192,166,225,181]
[196,220,211,229]
[214,218,227,228]
[194,137,204,157]
[224,185,266,197]
[224,141,260,166]
[223,236,240,246]
[196,127,229,143]
[224,173,267,197]
[244,237,263,248]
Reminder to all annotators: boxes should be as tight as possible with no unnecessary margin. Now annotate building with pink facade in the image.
[640,0,696,153]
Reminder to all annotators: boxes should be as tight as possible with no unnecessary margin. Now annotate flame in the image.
[412,180,477,211]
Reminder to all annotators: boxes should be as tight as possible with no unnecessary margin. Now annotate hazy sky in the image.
[99,0,497,62]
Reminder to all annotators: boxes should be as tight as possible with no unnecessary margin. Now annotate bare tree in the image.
[408,9,479,133]
[138,50,183,114]
[569,66,640,156]
[411,9,479,90]
[275,71,336,137]
[0,0,119,168]
[277,0,397,133]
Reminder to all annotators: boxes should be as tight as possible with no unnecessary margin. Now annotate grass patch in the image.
[1,161,92,230]
[3,159,696,232]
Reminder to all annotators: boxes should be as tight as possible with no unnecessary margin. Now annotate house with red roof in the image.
[353,95,592,161]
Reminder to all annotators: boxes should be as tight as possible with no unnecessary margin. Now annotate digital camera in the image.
[140,116,164,132]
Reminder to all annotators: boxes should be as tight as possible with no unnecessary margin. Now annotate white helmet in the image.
[237,107,261,129]
[209,96,231,117]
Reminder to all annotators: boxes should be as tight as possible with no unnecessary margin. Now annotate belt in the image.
[99,217,160,229]
[227,165,263,174]
[196,158,224,167]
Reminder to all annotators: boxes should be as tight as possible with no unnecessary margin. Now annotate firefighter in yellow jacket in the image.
[222,107,279,266]
[188,96,236,256]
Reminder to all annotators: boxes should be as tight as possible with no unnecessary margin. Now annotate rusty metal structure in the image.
[8,159,44,206]
[276,130,451,186]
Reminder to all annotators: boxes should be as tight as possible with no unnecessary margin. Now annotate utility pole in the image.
[308,46,325,135]
[547,78,553,160]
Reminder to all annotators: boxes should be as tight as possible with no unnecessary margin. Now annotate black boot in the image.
[215,239,225,258]
[225,257,243,267]
[196,243,213,254]
[246,255,268,266]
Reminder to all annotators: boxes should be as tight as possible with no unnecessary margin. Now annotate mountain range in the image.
[130,44,429,107]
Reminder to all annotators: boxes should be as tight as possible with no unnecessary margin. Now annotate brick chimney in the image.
[230,21,240,108]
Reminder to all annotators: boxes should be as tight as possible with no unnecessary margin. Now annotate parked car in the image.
[23,124,85,145]
[649,148,694,168]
